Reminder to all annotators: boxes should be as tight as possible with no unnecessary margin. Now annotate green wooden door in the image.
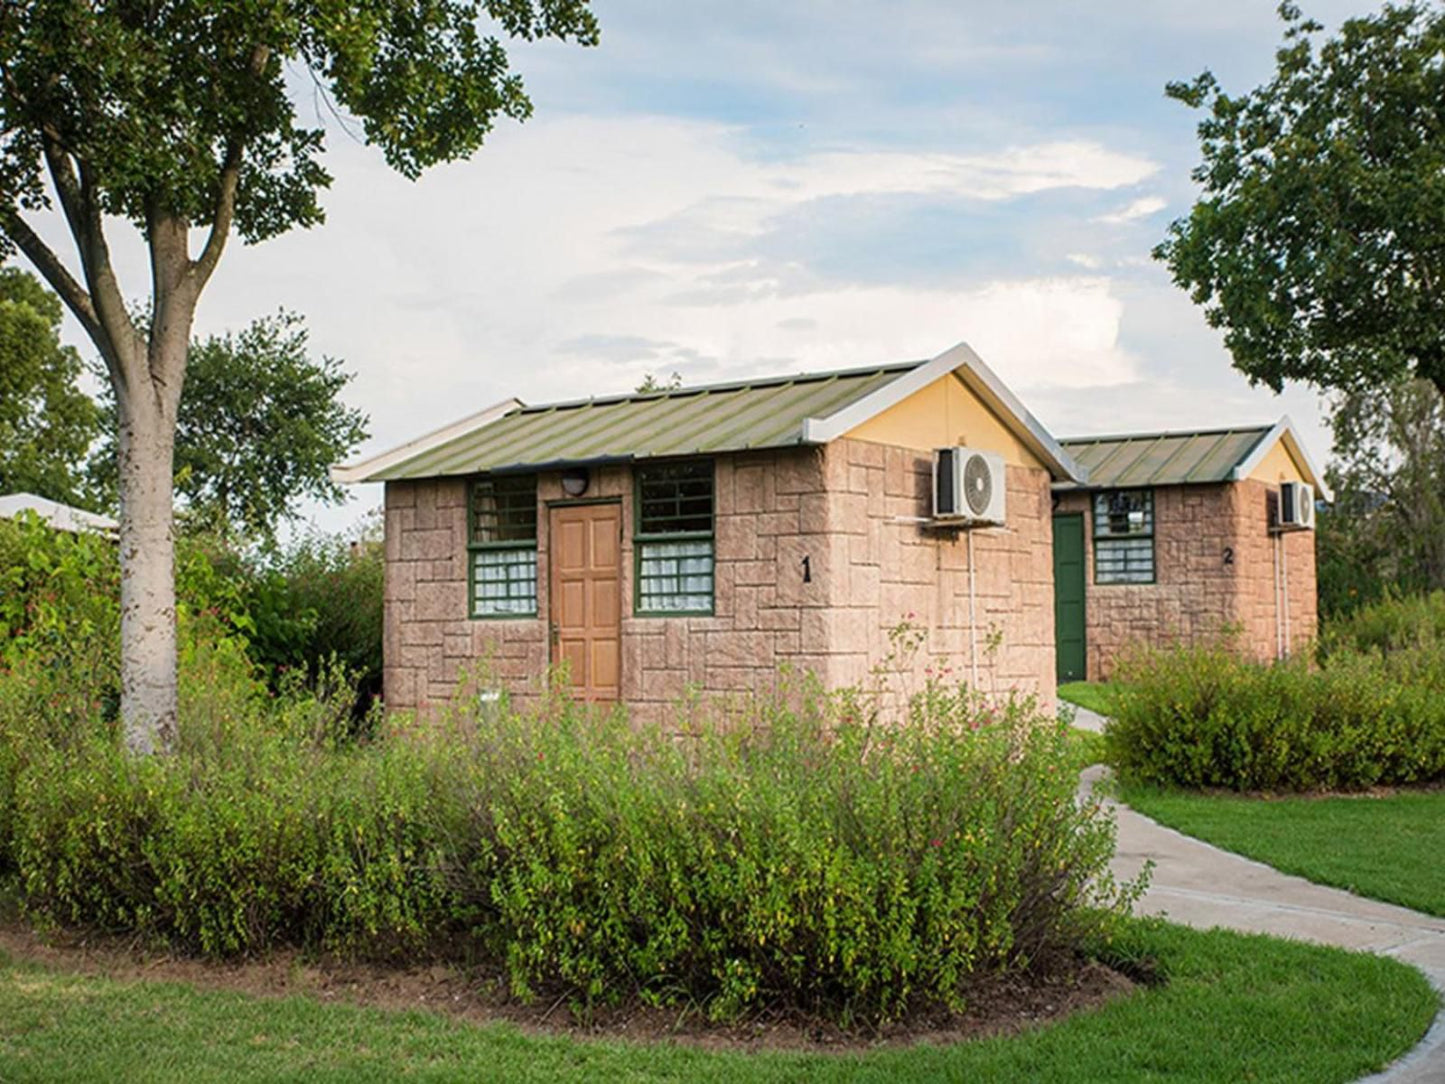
[1052,513,1086,683]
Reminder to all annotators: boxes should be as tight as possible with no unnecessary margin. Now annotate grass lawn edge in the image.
[0,917,1435,1083]
[1057,681,1116,717]
[1119,782,1445,920]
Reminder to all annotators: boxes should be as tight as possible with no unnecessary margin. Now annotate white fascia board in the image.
[0,492,118,533]
[800,341,1087,483]
[1229,415,1334,502]
[331,398,524,484]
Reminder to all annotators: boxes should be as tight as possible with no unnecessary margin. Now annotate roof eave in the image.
[332,397,525,484]
[800,341,1087,483]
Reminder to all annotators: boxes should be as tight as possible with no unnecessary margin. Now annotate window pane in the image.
[473,547,538,615]
[638,461,713,534]
[1094,489,1153,539]
[472,475,537,544]
[1096,537,1154,584]
[638,538,714,612]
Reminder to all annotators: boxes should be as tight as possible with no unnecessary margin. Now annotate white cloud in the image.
[777,140,1160,203]
[1093,195,1168,225]
[169,115,1157,435]
[1066,253,1102,269]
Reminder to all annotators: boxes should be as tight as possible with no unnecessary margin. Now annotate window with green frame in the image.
[635,459,714,614]
[469,474,538,617]
[1093,488,1155,584]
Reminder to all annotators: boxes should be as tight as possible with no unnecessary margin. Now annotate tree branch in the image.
[192,43,270,290]
[40,125,88,243]
[145,203,195,403]
[0,207,104,346]
[72,159,143,392]
[191,141,240,290]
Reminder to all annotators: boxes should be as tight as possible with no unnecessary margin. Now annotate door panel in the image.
[1052,513,1087,684]
[549,502,622,701]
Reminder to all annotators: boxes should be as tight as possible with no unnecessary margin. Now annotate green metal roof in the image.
[1057,426,1273,489]
[367,361,921,481]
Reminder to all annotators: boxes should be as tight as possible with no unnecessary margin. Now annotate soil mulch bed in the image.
[0,921,1135,1053]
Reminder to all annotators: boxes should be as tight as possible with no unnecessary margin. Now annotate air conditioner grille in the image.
[963,454,993,516]
[936,448,957,517]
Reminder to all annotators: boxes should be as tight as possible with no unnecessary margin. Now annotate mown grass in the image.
[0,919,1434,1083]
[1121,784,1445,919]
[1057,682,1116,718]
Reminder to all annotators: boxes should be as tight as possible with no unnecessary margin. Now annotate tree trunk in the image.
[116,387,180,755]
[5,192,217,756]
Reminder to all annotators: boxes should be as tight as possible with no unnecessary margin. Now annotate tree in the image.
[1155,3,1445,399]
[91,312,369,545]
[636,371,683,394]
[0,1,599,754]
[1318,377,1445,614]
[0,266,101,504]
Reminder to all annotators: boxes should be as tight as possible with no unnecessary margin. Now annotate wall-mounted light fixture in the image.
[561,467,591,498]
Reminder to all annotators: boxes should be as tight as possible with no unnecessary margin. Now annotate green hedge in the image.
[1,663,1138,1023]
[1104,639,1445,792]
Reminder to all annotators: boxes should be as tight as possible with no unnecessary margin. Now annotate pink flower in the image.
[930,838,943,848]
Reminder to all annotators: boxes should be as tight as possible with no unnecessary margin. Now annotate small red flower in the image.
[930,838,943,848]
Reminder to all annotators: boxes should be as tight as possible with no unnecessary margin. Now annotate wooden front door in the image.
[548,502,622,701]
[1052,512,1087,684]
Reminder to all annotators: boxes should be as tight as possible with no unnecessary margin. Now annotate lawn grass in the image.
[1121,784,1445,919]
[1066,727,1106,770]
[1057,682,1116,717]
[0,920,1434,1083]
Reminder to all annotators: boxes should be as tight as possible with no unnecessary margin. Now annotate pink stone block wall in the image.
[819,439,1057,710]
[383,439,1059,716]
[1228,479,1318,662]
[1054,480,1318,682]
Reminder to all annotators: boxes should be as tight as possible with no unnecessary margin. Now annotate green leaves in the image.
[1156,3,1445,398]
[0,0,599,246]
[90,311,369,545]
[0,663,1138,1025]
[1106,629,1445,792]
[0,268,102,506]
[1319,380,1445,612]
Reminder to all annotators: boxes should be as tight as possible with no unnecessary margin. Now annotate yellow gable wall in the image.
[1247,436,1310,486]
[844,371,1044,469]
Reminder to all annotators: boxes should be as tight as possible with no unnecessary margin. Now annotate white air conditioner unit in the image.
[933,447,1007,526]
[1277,481,1316,531]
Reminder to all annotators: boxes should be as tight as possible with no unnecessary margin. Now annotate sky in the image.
[34,1,1373,535]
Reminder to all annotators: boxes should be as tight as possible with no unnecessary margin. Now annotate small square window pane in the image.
[473,547,538,615]
[472,475,537,544]
[639,538,714,612]
[638,461,714,534]
[1096,536,1154,584]
[1095,489,1153,538]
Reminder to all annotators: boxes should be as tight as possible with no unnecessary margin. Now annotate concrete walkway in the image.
[1068,705,1445,1082]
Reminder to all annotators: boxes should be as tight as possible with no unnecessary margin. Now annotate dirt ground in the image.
[0,921,1136,1053]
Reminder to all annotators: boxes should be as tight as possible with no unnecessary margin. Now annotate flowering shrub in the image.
[1105,636,1445,792]
[1,662,1139,1023]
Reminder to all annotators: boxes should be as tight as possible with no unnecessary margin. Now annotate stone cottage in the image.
[335,342,1087,717]
[1050,420,1329,683]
